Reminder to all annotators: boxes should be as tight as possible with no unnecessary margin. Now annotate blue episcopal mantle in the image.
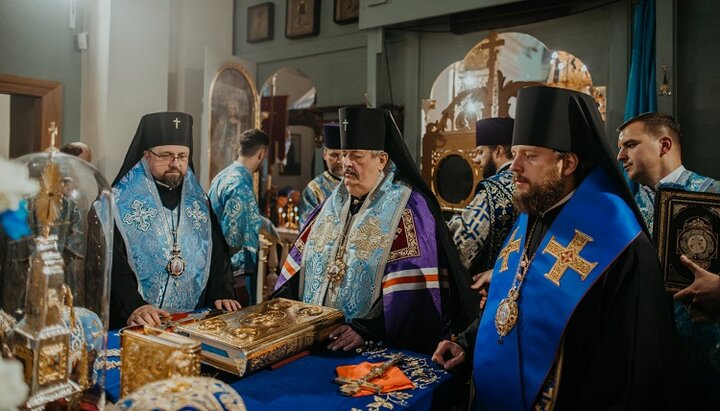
[113,160,212,311]
[472,169,642,410]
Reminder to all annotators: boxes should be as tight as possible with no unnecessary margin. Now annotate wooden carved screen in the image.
[422,32,605,210]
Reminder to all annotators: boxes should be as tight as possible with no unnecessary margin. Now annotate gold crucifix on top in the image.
[542,230,598,286]
[48,121,59,148]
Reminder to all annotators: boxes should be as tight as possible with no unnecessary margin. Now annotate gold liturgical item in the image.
[335,354,404,396]
[177,298,344,376]
[120,327,201,397]
[10,150,81,409]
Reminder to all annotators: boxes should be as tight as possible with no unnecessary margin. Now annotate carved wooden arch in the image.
[0,73,63,154]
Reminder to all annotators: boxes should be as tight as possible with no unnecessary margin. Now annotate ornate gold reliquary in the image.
[176,298,344,376]
[120,328,201,397]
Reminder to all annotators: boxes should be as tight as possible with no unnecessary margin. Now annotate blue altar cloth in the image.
[104,331,453,410]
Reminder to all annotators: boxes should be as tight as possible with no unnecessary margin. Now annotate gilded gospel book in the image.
[176,298,345,376]
[654,188,720,291]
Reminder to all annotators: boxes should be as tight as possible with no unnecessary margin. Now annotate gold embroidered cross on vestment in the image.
[542,230,598,286]
[350,217,390,260]
[497,227,520,272]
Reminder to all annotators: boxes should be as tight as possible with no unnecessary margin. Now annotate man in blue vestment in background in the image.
[298,123,343,227]
[618,112,720,409]
[448,117,517,305]
[209,128,269,305]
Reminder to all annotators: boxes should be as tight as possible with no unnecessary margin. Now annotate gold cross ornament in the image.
[542,230,598,286]
[497,227,520,272]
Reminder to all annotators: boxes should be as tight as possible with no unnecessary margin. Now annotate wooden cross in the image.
[542,230,598,286]
[173,117,181,129]
[497,228,520,272]
[480,31,505,118]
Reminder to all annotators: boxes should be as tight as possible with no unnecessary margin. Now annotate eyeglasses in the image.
[148,149,190,163]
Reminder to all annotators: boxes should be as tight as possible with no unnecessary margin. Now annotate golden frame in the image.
[430,145,481,211]
[207,62,261,181]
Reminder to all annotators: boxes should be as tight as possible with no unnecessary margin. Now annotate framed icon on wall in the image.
[285,0,320,39]
[247,2,274,43]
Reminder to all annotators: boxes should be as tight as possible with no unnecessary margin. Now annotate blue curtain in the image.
[623,0,657,193]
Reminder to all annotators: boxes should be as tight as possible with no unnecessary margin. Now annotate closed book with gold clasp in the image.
[176,298,344,376]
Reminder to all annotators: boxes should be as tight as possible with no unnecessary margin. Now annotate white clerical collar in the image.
[539,189,576,218]
[657,165,686,187]
[498,161,512,173]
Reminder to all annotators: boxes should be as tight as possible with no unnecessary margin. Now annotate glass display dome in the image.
[0,149,112,409]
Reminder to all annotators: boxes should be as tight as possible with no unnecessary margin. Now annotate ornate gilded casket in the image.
[120,328,201,397]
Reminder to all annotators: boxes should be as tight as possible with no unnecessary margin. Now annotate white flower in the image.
[0,156,38,213]
[0,358,29,410]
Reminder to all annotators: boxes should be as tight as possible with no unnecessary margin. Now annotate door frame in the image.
[0,73,63,151]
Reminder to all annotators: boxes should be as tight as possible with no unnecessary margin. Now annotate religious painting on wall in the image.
[654,188,720,291]
[208,63,259,180]
[247,2,274,43]
[286,0,320,39]
[334,0,359,24]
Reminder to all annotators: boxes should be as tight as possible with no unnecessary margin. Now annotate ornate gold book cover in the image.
[176,298,344,376]
[654,188,720,291]
[120,327,201,397]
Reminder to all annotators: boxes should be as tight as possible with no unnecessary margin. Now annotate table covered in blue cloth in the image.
[102,331,457,410]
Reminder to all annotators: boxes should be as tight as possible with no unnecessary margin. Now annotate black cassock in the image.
[109,182,234,329]
[457,204,680,410]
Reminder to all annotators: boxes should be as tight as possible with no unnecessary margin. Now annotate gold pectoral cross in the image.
[498,227,520,272]
[542,230,598,286]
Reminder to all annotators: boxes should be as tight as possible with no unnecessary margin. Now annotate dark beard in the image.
[160,168,184,188]
[482,161,497,179]
[329,164,344,178]
[512,166,565,216]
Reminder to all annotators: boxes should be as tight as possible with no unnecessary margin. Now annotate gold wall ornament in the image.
[177,298,344,376]
[119,328,201,397]
[428,143,482,210]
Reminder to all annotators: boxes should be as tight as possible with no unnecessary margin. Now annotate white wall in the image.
[0,94,9,157]
[169,0,234,172]
[81,0,233,181]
